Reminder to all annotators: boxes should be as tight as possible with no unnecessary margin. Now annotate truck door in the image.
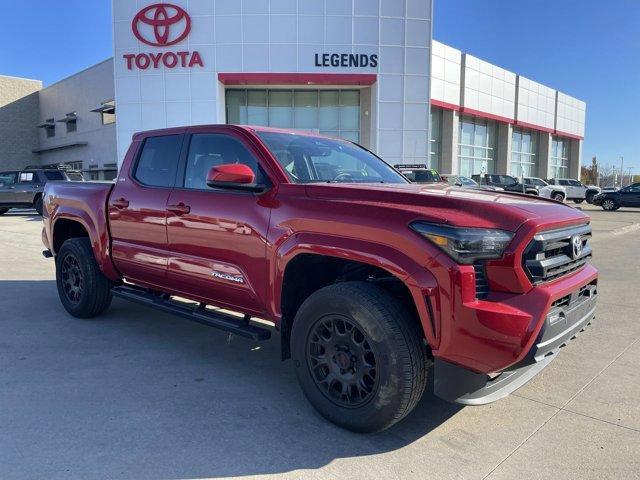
[0,172,18,204]
[164,131,272,315]
[108,134,184,287]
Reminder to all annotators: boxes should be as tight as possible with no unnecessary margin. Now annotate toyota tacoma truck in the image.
[42,125,598,433]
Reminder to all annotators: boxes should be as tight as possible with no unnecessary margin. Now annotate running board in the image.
[111,285,271,341]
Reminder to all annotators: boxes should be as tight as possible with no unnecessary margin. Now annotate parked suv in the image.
[592,183,640,210]
[472,174,538,195]
[523,177,566,202]
[42,125,597,433]
[547,179,600,204]
[0,168,73,216]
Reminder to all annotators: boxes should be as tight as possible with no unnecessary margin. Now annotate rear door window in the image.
[19,172,37,184]
[134,135,183,188]
[43,171,66,181]
[0,172,17,185]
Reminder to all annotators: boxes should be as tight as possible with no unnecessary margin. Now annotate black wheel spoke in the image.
[306,315,379,408]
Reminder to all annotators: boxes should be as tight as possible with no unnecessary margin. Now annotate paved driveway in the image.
[0,205,639,480]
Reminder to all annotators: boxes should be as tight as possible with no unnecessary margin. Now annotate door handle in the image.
[167,203,191,215]
[112,198,130,209]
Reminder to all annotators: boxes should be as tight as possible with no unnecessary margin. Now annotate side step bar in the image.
[112,285,271,341]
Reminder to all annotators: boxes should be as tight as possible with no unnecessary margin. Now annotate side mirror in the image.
[206,164,265,193]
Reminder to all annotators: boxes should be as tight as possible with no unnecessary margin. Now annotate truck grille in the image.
[474,263,490,299]
[523,224,592,285]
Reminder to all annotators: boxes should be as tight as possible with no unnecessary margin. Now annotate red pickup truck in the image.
[42,125,597,433]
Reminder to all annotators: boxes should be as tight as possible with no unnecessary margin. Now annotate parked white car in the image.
[547,179,601,204]
[524,177,566,202]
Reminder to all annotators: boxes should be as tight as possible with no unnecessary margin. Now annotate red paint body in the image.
[42,125,597,375]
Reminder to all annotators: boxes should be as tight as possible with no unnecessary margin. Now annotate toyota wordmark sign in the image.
[124,3,204,70]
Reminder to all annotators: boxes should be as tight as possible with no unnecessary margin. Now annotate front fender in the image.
[270,232,439,345]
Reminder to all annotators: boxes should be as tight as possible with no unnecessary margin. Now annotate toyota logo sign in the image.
[571,234,583,260]
[132,3,191,47]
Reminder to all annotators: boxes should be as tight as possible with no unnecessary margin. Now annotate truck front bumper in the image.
[434,281,597,405]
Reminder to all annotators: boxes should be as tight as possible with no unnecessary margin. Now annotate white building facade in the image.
[112,0,434,168]
[430,41,585,179]
[1,1,584,180]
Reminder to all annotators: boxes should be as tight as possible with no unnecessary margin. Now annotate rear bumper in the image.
[434,281,597,405]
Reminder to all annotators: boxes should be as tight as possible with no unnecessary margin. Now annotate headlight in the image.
[410,222,514,264]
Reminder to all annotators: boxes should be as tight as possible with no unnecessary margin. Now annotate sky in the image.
[0,0,638,171]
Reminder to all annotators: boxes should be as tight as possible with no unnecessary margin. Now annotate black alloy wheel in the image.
[306,315,378,408]
[61,253,84,304]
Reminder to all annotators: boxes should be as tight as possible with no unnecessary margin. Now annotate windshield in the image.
[458,176,477,186]
[256,132,408,184]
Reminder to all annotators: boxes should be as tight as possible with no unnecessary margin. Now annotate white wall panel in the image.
[556,92,586,137]
[462,54,515,120]
[430,40,461,106]
[516,76,556,131]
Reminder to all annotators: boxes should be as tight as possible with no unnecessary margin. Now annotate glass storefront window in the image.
[430,107,442,170]
[458,116,496,176]
[226,89,361,143]
[511,128,538,177]
[550,137,570,178]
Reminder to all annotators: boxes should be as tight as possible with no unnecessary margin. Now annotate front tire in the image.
[552,193,565,202]
[291,281,428,433]
[56,237,113,318]
[586,192,597,204]
[602,199,617,211]
[573,199,584,204]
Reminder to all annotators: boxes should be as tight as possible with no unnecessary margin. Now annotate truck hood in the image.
[304,183,589,232]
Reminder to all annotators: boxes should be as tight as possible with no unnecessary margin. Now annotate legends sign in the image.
[314,53,379,68]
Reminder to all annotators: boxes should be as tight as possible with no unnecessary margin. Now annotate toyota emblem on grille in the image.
[571,235,583,259]
[132,4,191,47]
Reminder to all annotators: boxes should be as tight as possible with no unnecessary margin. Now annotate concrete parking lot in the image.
[1,204,639,480]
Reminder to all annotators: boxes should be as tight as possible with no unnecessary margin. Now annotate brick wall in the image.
[0,76,42,170]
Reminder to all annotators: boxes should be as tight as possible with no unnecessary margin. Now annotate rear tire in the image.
[573,199,584,204]
[552,193,565,202]
[34,196,43,216]
[602,199,617,211]
[0,208,8,215]
[56,237,113,318]
[291,281,428,433]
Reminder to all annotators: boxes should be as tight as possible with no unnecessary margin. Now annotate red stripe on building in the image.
[514,120,555,135]
[430,100,584,140]
[430,99,460,112]
[458,106,514,125]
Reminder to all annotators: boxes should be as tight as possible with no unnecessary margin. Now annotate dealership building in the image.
[0,0,585,180]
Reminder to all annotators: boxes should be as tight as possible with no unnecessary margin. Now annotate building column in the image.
[538,132,552,179]
[569,139,582,180]
[440,109,459,174]
[496,122,512,175]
